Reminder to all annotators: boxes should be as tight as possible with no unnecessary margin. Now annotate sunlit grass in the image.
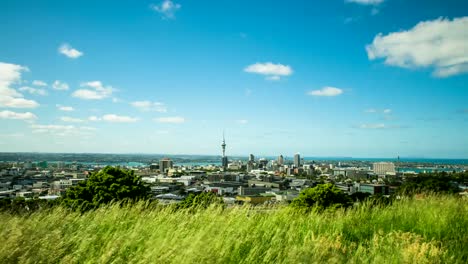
[0,195,466,263]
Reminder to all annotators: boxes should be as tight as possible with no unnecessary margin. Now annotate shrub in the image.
[290,183,352,211]
[62,166,150,211]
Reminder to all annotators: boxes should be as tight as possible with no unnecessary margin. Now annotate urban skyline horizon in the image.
[1,151,467,161]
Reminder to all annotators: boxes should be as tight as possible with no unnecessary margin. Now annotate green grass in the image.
[1,195,467,263]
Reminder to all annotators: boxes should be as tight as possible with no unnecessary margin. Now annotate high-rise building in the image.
[249,154,255,162]
[159,158,173,174]
[221,132,228,170]
[372,162,395,176]
[294,153,301,168]
[277,155,284,166]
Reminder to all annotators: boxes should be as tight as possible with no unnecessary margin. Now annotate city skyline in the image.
[1,0,468,158]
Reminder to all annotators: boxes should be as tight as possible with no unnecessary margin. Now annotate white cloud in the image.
[244,62,293,80]
[371,7,380,16]
[358,123,406,129]
[154,116,185,124]
[0,62,40,109]
[150,0,181,19]
[88,116,101,122]
[60,116,84,123]
[308,87,343,97]
[0,110,37,121]
[346,0,384,5]
[52,80,69,91]
[359,123,386,129]
[237,119,248,124]
[19,86,47,96]
[31,124,95,136]
[0,97,39,108]
[102,114,138,123]
[58,43,83,59]
[56,105,74,111]
[364,108,392,114]
[32,80,47,87]
[266,75,281,81]
[130,101,167,112]
[366,17,468,77]
[72,81,114,100]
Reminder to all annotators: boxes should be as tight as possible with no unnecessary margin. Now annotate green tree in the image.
[62,166,150,211]
[398,172,461,195]
[290,183,352,211]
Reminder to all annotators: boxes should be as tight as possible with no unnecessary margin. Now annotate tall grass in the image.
[0,195,466,263]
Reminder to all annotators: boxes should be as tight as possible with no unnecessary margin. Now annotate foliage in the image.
[399,172,464,195]
[176,191,224,210]
[290,183,352,211]
[0,195,466,263]
[62,166,150,211]
[350,191,371,202]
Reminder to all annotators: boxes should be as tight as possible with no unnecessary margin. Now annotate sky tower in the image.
[221,131,228,170]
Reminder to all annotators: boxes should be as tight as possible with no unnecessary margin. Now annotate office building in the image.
[277,155,284,166]
[294,153,301,168]
[249,154,255,162]
[373,162,396,176]
[159,158,173,174]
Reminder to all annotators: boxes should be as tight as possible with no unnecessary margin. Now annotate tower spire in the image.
[221,130,228,170]
[221,130,226,157]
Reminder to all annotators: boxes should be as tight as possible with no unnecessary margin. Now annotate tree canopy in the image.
[62,166,150,210]
[398,172,463,195]
[290,183,352,211]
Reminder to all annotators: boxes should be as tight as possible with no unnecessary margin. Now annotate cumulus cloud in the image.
[72,81,114,100]
[244,62,293,80]
[266,75,281,81]
[102,114,138,123]
[130,101,167,112]
[366,17,468,77]
[52,80,69,91]
[88,116,101,122]
[19,86,47,96]
[56,105,74,111]
[32,80,47,87]
[58,43,83,59]
[308,87,343,97]
[0,62,40,108]
[60,116,84,123]
[0,110,37,121]
[31,124,95,136]
[346,0,384,5]
[364,108,392,114]
[358,123,406,129]
[154,116,185,124]
[359,123,386,129]
[150,0,181,19]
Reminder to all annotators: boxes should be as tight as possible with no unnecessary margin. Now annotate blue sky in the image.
[0,0,467,158]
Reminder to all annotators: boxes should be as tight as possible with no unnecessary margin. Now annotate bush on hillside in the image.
[62,166,150,211]
[290,183,352,211]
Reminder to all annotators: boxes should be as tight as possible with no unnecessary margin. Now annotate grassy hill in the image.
[1,195,467,263]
